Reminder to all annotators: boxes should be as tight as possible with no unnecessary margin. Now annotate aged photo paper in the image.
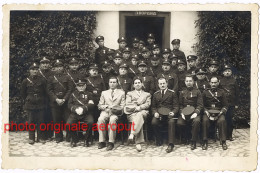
[1,3,258,171]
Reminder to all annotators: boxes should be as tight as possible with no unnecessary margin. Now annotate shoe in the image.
[106,142,114,151]
[84,140,89,147]
[227,136,234,141]
[222,141,228,150]
[202,140,208,150]
[136,144,142,152]
[98,142,106,149]
[156,140,162,146]
[56,138,63,143]
[166,144,174,153]
[127,134,134,145]
[28,139,35,145]
[191,141,196,150]
[70,141,76,148]
[38,139,46,144]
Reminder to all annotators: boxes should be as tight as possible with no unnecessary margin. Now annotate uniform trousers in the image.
[67,113,94,142]
[202,114,227,141]
[127,110,148,144]
[51,103,67,140]
[151,117,176,144]
[177,116,201,141]
[226,106,235,138]
[97,111,118,143]
[27,109,45,141]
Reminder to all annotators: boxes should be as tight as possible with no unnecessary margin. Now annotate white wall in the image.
[170,11,199,56]
[95,11,199,54]
[94,11,119,49]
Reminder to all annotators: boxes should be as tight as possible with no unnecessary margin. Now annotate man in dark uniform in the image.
[220,64,239,141]
[139,40,145,51]
[67,79,95,147]
[162,48,171,61]
[101,61,117,90]
[94,35,109,65]
[171,39,186,62]
[107,48,115,63]
[39,57,53,140]
[151,44,161,56]
[157,60,178,92]
[207,59,221,81]
[128,54,139,79]
[134,61,156,95]
[66,57,85,88]
[140,47,152,65]
[47,59,73,143]
[202,76,228,150]
[151,77,179,153]
[122,47,132,65]
[169,53,178,74]
[21,63,48,144]
[147,33,156,51]
[112,52,123,75]
[117,63,132,93]
[116,36,127,53]
[187,55,198,76]
[131,37,140,55]
[176,59,188,93]
[149,54,162,78]
[195,68,210,93]
[177,74,203,150]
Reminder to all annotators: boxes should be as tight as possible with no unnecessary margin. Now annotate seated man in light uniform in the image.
[97,76,126,151]
[124,78,151,152]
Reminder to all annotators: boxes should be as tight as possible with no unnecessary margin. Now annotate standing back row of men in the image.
[20,33,239,153]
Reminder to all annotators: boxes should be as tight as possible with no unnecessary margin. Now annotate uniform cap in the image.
[40,57,50,63]
[132,37,140,43]
[89,63,99,70]
[177,59,186,65]
[196,68,207,75]
[151,54,160,61]
[152,44,160,50]
[123,47,131,53]
[29,62,39,70]
[168,53,178,60]
[209,59,219,66]
[131,53,139,60]
[102,61,111,68]
[141,47,149,53]
[147,33,155,39]
[138,61,147,67]
[187,55,198,61]
[223,64,232,71]
[162,48,171,54]
[114,52,123,59]
[117,36,127,43]
[162,60,171,65]
[53,59,63,67]
[119,63,128,69]
[95,35,104,43]
[139,40,145,45]
[171,39,180,44]
[107,49,115,55]
[69,57,78,65]
[76,79,87,86]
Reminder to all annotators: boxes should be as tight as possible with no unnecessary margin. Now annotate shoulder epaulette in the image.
[168,89,175,93]
[154,90,160,94]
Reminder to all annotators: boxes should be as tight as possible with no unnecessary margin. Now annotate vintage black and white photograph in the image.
[1,3,258,171]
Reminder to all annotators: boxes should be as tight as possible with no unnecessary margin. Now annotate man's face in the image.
[133,42,139,48]
[108,55,114,61]
[188,60,196,68]
[39,63,50,70]
[76,84,86,92]
[89,69,98,76]
[138,66,147,73]
[109,78,118,89]
[139,44,144,50]
[97,40,104,47]
[162,64,171,71]
[142,51,150,59]
[114,58,122,65]
[147,38,155,45]
[172,44,180,50]
[185,76,194,88]
[29,69,38,76]
[119,67,128,75]
[210,78,219,89]
[133,79,142,90]
[209,65,218,73]
[196,74,206,80]
[151,60,160,66]
[171,59,177,66]
[123,52,131,59]
[178,64,186,72]
[152,48,160,55]
[131,59,138,66]
[102,66,111,73]
[55,66,64,73]
[119,42,127,49]
[158,79,168,90]
[69,64,79,71]
[223,69,232,77]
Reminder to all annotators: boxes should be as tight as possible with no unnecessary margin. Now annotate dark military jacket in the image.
[157,71,178,92]
[111,63,120,76]
[21,75,47,110]
[152,89,179,116]
[66,69,85,88]
[115,48,125,54]
[187,66,198,76]
[202,88,228,113]
[171,49,186,62]
[195,79,210,93]
[47,72,73,105]
[128,64,139,79]
[149,65,162,78]
[177,70,188,93]
[179,87,203,115]
[95,46,109,64]
[68,90,95,116]
[219,76,239,106]
[117,75,133,93]
[134,72,156,95]
[131,48,141,55]
[86,75,106,104]
[38,69,52,81]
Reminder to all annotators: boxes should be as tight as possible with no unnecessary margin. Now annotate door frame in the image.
[119,11,171,49]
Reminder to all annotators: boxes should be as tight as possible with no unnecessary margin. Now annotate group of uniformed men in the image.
[21,33,239,153]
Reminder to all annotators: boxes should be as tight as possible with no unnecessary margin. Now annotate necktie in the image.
[161,90,164,98]
[111,90,114,99]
